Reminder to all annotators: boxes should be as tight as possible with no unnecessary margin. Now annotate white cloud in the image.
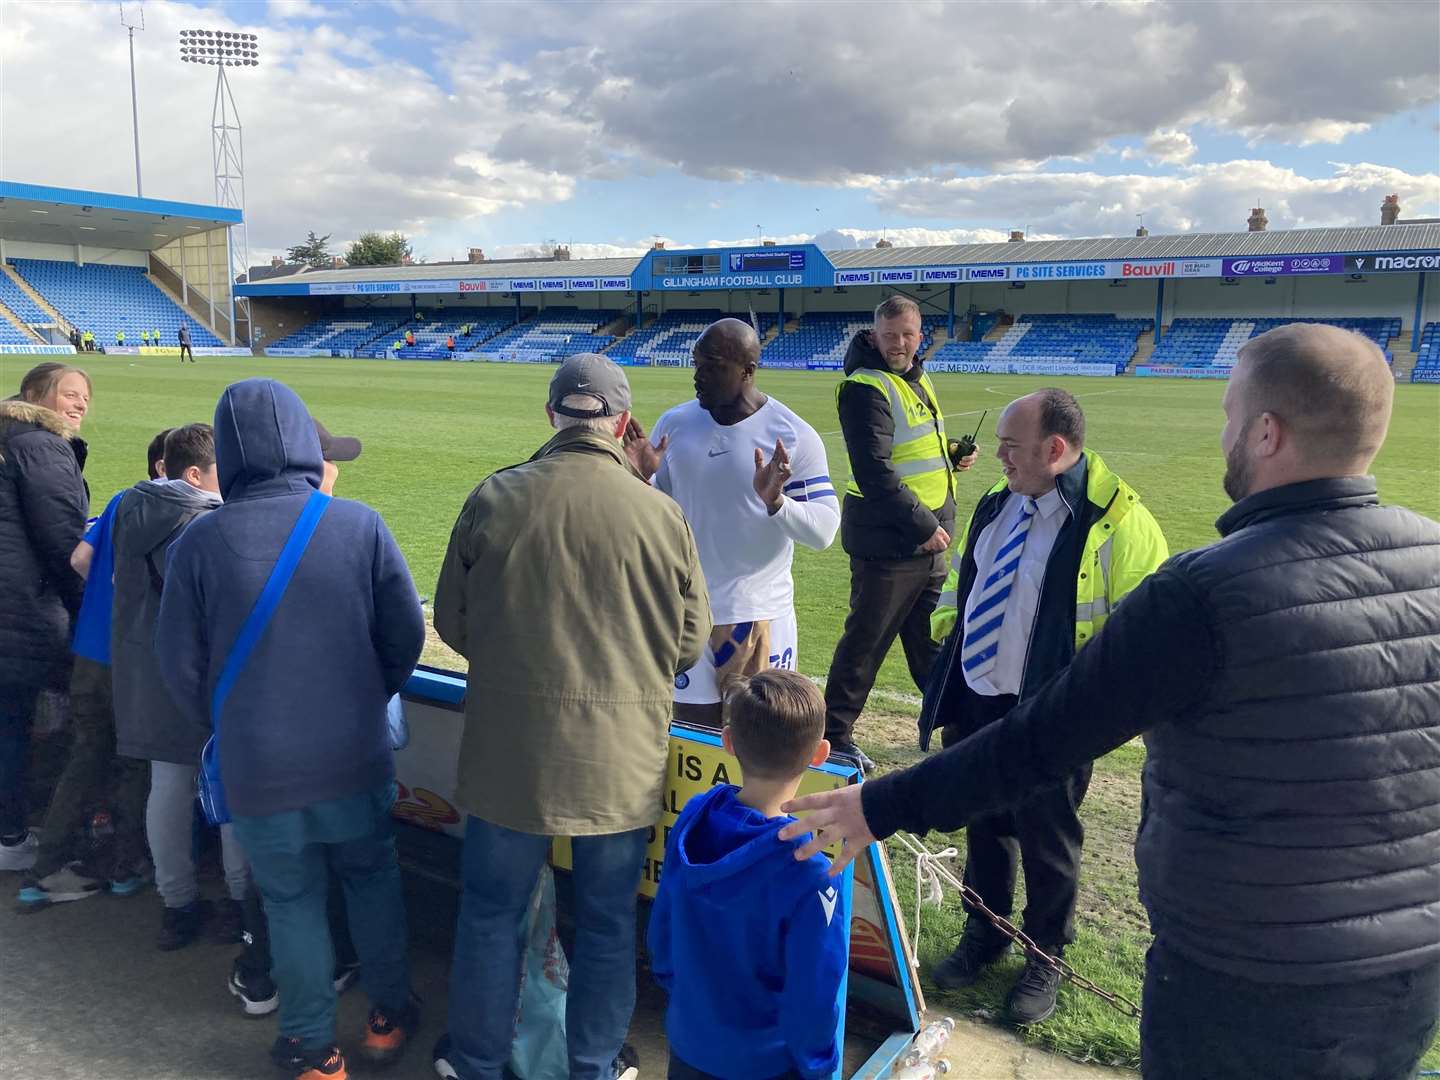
[868,161,1440,237]
[1,0,1436,266]
[1123,130,1197,165]
[267,0,332,21]
[0,1,580,262]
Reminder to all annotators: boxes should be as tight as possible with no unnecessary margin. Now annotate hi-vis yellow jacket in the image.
[931,448,1168,648]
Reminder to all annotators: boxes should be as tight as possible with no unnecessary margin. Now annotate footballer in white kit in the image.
[626,318,839,725]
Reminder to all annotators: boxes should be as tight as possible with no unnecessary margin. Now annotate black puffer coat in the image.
[864,477,1440,985]
[0,400,88,690]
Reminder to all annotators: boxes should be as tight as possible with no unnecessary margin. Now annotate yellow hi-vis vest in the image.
[838,367,951,510]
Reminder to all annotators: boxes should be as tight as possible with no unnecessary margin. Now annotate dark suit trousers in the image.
[942,684,1091,952]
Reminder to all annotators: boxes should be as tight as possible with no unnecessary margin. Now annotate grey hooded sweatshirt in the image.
[111,478,222,763]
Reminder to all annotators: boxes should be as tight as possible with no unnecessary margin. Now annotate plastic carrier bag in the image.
[510,865,570,1080]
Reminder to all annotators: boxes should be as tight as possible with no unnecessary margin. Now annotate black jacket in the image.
[0,401,88,690]
[864,477,1440,985]
[836,332,955,561]
[917,455,1097,749]
[110,479,222,764]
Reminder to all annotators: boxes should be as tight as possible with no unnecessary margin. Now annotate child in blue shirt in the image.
[648,670,849,1080]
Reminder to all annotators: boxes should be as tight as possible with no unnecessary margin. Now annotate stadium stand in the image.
[930,314,1149,373]
[0,269,52,329]
[760,312,943,369]
[1144,316,1401,373]
[11,259,223,346]
[607,310,781,366]
[266,308,414,353]
[476,307,620,362]
[387,310,523,360]
[1411,322,1439,383]
[0,317,35,345]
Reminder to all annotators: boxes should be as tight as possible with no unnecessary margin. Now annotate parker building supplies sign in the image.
[1345,253,1440,274]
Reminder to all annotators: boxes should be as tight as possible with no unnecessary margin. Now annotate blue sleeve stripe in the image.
[790,488,838,503]
[785,474,831,493]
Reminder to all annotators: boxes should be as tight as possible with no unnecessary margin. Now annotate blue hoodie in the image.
[647,785,850,1080]
[155,378,425,818]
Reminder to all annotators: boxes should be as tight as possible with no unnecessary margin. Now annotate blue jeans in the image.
[0,685,39,839]
[447,816,648,1080]
[231,783,411,1051]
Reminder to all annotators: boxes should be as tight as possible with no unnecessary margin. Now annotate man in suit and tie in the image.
[917,388,1168,1024]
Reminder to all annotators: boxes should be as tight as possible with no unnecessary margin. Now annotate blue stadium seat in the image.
[1144,317,1401,376]
[10,259,224,346]
[932,314,1149,373]
[1411,322,1439,384]
[477,308,620,362]
[758,311,942,369]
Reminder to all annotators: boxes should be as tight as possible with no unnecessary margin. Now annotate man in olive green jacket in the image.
[433,353,710,1080]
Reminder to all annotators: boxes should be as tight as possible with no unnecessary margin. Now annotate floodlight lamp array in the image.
[179,29,261,66]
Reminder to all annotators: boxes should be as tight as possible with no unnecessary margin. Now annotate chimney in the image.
[1381,194,1401,226]
[874,238,893,249]
[468,247,486,263]
[651,240,666,250]
[401,254,414,265]
[1247,207,1268,232]
[270,255,284,267]
[1009,229,1025,243]
[553,245,571,261]
[1135,225,1149,238]
[331,256,347,269]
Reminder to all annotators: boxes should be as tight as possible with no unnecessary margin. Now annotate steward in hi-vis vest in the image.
[821,295,978,768]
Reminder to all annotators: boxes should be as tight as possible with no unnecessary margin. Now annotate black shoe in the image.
[931,924,1011,989]
[611,1044,639,1080]
[157,899,210,951]
[228,958,279,1017]
[828,742,876,775]
[212,897,244,944]
[432,1034,457,1079]
[1005,954,1062,1025]
[271,1038,346,1079]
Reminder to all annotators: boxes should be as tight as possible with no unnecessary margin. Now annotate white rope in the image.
[899,831,958,956]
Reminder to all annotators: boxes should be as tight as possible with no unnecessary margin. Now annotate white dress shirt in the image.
[962,485,1071,696]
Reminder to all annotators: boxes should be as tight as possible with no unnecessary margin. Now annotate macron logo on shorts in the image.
[818,885,838,926]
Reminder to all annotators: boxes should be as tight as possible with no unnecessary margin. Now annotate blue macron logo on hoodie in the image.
[647,784,850,1080]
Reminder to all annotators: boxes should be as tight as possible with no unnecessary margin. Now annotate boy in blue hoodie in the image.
[648,670,849,1080]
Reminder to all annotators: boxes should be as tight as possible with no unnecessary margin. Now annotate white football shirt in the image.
[650,397,838,624]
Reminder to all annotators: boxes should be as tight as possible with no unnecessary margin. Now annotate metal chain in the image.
[894,832,1143,1020]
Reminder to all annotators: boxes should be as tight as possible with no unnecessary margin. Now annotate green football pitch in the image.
[4,352,1438,1068]
[9,352,1437,705]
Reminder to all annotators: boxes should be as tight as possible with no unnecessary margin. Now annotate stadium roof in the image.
[244,222,1440,293]
[0,181,240,250]
[282,254,640,285]
[829,223,1440,268]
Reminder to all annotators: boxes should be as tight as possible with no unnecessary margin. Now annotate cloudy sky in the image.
[1,0,1437,263]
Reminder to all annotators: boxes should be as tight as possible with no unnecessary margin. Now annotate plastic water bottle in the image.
[891,1060,951,1080]
[902,1018,956,1067]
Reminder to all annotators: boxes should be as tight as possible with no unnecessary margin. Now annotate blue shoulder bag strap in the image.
[211,489,331,725]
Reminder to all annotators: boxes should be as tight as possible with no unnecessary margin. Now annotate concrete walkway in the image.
[0,862,1130,1079]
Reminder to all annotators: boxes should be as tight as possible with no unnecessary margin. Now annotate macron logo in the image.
[818,886,838,926]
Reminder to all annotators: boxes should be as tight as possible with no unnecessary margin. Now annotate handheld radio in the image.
[948,410,988,469]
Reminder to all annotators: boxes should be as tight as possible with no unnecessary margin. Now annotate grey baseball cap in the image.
[548,353,632,418]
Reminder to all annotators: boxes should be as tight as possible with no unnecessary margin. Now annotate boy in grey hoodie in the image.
[109,424,253,953]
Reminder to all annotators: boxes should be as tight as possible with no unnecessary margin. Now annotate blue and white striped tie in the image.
[960,496,1037,679]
